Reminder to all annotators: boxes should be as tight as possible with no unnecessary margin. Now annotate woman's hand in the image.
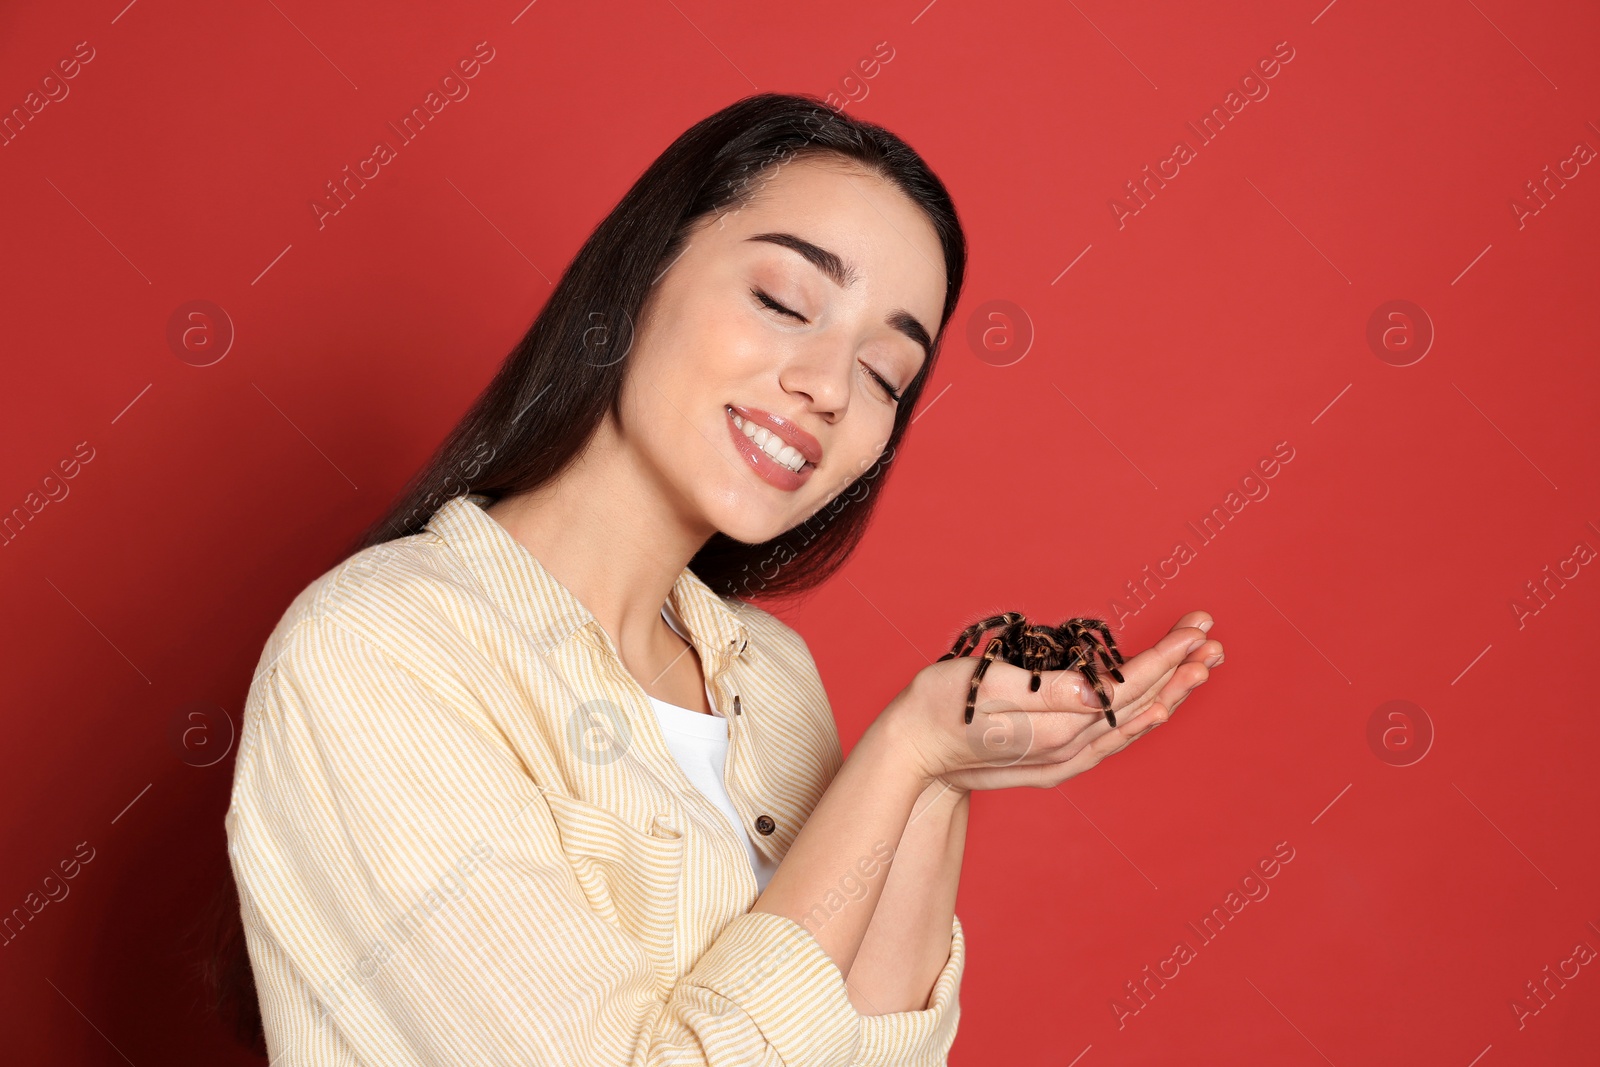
[883,612,1222,792]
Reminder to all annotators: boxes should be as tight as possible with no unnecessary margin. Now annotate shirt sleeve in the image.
[225,613,901,1067]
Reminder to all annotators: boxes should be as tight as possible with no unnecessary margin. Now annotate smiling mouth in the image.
[727,406,815,473]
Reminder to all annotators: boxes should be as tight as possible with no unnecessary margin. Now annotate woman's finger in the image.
[1039,700,1171,785]
[1155,659,1209,715]
[1171,611,1214,643]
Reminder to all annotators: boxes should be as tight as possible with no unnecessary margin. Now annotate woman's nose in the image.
[778,344,852,420]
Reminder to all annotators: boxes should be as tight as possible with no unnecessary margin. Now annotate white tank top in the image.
[646,600,780,893]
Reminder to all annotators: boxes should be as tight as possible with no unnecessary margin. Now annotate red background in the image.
[3,0,1597,1062]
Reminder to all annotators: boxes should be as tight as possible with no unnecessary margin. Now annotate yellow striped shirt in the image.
[226,492,964,1065]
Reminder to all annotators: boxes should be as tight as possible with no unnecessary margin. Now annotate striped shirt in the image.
[225,491,964,1065]
[649,597,782,894]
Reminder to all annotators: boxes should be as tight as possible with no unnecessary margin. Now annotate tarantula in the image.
[937,612,1127,726]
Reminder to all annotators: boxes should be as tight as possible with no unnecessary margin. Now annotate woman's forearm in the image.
[843,781,969,1014]
[750,712,931,980]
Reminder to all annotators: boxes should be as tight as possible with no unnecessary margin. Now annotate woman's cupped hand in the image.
[885,612,1222,793]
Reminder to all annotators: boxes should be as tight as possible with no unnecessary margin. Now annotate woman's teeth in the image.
[730,410,807,473]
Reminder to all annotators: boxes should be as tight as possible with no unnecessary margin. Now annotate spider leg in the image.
[1029,628,1063,692]
[937,627,979,662]
[1065,619,1126,683]
[1103,633,1126,683]
[1071,618,1128,679]
[1056,628,1117,728]
[935,632,974,662]
[940,613,1023,662]
[1079,659,1117,728]
[1099,625,1128,667]
[1089,638,1126,684]
[964,634,1009,725]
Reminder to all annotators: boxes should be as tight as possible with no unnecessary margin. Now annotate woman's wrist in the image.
[911,778,967,821]
[875,691,947,791]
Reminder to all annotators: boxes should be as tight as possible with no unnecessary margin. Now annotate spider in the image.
[936,612,1127,726]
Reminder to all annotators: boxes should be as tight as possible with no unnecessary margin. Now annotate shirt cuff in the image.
[851,914,965,1067]
[686,910,862,1067]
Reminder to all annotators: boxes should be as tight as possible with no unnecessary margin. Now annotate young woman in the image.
[217,92,1222,1065]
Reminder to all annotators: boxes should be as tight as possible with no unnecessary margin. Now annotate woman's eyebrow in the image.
[747,231,858,287]
[745,231,933,364]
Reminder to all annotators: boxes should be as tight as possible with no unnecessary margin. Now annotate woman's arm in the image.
[844,780,969,1015]
[749,711,935,981]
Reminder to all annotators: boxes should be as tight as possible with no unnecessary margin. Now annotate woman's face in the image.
[616,156,947,547]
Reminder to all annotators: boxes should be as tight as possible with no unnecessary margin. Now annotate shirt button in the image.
[754,814,775,836]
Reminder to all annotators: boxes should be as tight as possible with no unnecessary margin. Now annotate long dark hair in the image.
[206,91,967,1051]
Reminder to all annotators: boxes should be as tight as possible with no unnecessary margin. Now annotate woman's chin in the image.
[704,501,797,546]
[715,520,788,546]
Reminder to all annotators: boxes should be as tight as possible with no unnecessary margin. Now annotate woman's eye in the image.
[751,287,807,322]
[863,363,903,404]
[752,286,901,404]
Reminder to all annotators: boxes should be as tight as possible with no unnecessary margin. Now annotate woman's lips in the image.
[726,406,817,491]
[726,403,823,464]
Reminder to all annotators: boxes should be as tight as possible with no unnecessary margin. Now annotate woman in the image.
[218,92,1221,1065]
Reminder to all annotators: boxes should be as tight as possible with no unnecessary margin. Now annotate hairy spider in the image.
[936,612,1127,726]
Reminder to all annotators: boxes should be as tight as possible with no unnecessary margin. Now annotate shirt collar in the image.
[425,492,750,658]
